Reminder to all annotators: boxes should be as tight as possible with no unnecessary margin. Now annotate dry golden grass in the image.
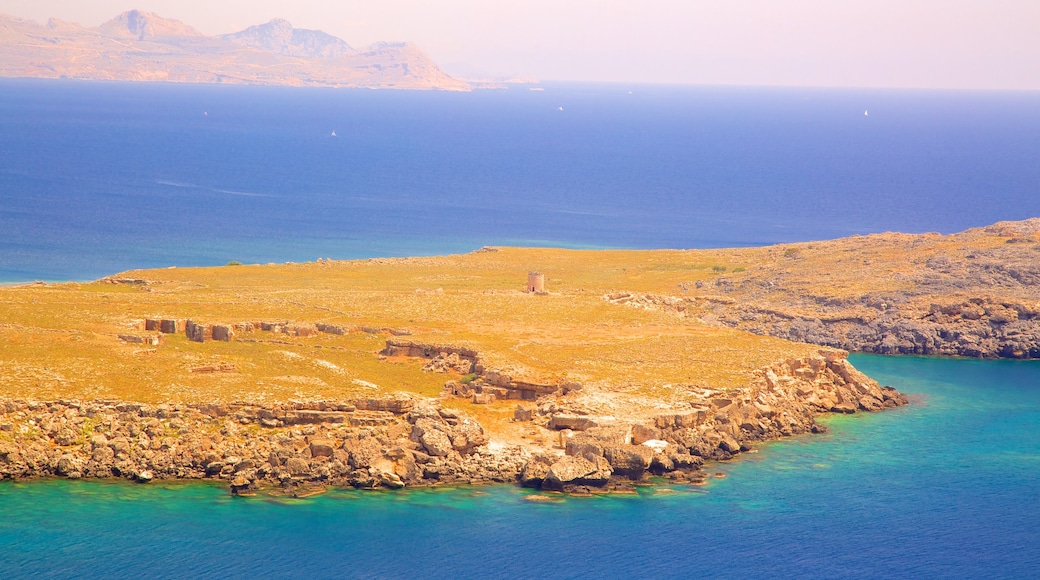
[0,247,825,404]
[3,220,1035,405]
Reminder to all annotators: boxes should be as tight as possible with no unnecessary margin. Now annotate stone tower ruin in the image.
[527,271,545,293]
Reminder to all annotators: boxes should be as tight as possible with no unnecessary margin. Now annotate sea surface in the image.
[0,355,1038,578]
[1,80,1039,577]
[1,79,1039,282]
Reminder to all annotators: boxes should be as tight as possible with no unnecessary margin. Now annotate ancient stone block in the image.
[316,323,346,335]
[185,320,206,342]
[548,414,597,431]
[292,324,317,337]
[353,398,414,414]
[211,325,233,341]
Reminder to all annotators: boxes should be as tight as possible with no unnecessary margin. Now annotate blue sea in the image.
[1,79,1039,282]
[1,79,1039,577]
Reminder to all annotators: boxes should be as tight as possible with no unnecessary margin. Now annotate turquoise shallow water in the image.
[1,354,1038,578]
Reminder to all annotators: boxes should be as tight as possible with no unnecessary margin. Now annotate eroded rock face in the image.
[0,351,907,494]
[706,298,1040,359]
[0,397,503,493]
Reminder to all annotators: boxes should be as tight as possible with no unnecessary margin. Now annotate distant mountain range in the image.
[0,10,472,90]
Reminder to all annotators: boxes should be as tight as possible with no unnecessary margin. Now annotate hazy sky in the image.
[3,1,1038,89]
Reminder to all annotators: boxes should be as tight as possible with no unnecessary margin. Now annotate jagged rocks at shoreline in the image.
[608,219,1040,359]
[703,296,1040,358]
[0,351,906,495]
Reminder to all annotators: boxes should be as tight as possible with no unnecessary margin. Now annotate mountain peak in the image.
[222,19,353,59]
[99,10,201,41]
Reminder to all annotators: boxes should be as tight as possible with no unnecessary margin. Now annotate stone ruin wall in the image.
[380,339,575,403]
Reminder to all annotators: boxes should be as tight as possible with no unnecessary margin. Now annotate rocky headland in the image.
[0,348,904,494]
[609,219,1040,359]
[3,219,1037,494]
[0,10,471,90]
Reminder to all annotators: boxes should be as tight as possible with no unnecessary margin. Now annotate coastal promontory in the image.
[0,10,471,90]
[2,219,1038,494]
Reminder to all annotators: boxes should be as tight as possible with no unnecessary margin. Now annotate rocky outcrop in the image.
[384,339,577,402]
[515,350,907,492]
[0,397,521,495]
[607,290,1040,359]
[604,219,1040,359]
[0,351,906,495]
[703,296,1040,359]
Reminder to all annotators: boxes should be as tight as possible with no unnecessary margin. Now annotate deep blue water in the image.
[1,79,1039,281]
[1,355,1038,578]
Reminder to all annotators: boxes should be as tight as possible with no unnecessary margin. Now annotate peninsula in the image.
[1,219,1038,495]
[0,10,471,90]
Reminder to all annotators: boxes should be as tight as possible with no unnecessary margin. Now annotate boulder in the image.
[230,474,255,495]
[565,435,603,461]
[518,456,553,488]
[602,445,653,479]
[345,436,385,469]
[631,424,660,445]
[205,461,225,476]
[285,457,311,477]
[411,419,454,457]
[53,428,78,446]
[419,428,453,457]
[448,417,487,454]
[308,438,336,458]
[830,403,857,414]
[718,434,741,454]
[55,454,82,477]
[541,455,612,491]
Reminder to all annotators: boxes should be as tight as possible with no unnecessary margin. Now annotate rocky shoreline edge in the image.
[0,350,906,496]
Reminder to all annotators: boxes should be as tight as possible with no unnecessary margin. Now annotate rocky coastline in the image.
[0,350,906,495]
[608,219,1040,359]
[702,296,1040,359]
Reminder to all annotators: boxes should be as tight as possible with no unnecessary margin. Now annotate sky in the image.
[2,0,1038,90]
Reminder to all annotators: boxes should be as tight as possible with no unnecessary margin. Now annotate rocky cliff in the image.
[0,10,471,90]
[607,219,1040,359]
[0,350,905,495]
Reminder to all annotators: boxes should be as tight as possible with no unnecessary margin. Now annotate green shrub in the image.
[225,261,243,266]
